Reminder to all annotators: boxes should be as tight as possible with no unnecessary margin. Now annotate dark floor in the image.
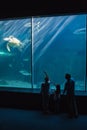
[0,108,87,130]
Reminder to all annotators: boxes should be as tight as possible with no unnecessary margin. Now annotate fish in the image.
[24,22,31,27]
[73,28,86,35]
[0,51,12,56]
[19,70,31,76]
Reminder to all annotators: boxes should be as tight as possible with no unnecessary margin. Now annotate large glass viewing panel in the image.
[0,14,86,91]
[32,14,86,91]
[0,18,32,88]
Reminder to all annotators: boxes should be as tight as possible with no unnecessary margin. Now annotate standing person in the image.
[53,84,61,114]
[41,71,50,114]
[63,73,78,118]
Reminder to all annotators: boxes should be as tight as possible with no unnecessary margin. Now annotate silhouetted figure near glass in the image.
[63,73,78,118]
[53,84,61,114]
[41,71,50,114]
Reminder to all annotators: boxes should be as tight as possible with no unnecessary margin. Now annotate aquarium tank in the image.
[0,14,86,91]
[0,18,32,89]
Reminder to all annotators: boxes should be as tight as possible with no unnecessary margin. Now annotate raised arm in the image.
[43,71,49,78]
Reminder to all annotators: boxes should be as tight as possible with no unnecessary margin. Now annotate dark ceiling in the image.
[0,0,87,19]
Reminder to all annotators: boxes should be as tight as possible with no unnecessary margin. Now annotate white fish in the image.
[24,22,31,27]
[0,51,12,56]
[19,70,31,76]
[73,28,86,35]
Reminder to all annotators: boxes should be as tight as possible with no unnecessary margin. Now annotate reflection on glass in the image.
[33,15,86,91]
[0,18,32,88]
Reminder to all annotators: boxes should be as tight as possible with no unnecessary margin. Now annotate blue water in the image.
[0,18,32,88]
[33,14,86,90]
[0,14,86,90]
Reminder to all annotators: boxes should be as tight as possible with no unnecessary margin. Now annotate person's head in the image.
[65,73,71,80]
